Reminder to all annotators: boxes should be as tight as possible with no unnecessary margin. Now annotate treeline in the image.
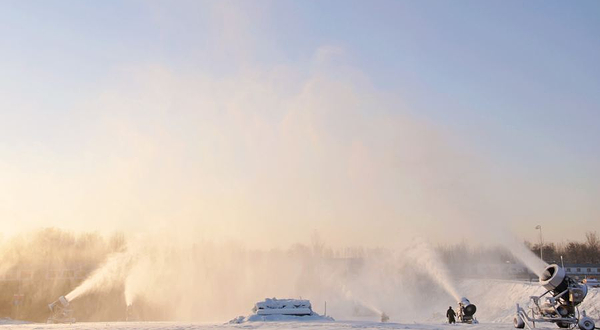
[525,231,600,264]
[435,232,600,278]
[296,231,600,275]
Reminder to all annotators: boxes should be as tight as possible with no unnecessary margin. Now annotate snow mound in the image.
[230,298,334,323]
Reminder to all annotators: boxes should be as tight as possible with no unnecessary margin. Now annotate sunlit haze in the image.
[1,1,600,326]
[1,1,599,248]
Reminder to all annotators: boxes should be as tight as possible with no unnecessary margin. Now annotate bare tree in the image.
[585,231,599,250]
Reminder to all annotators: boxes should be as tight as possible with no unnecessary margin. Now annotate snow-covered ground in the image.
[1,280,599,330]
[8,319,600,330]
[0,321,551,330]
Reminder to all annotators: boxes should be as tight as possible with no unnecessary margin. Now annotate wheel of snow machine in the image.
[556,321,571,328]
[514,315,525,329]
[578,317,595,330]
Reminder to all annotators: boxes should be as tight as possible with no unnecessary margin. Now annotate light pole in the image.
[535,225,543,261]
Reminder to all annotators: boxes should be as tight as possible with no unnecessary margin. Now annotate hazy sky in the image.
[1,1,599,247]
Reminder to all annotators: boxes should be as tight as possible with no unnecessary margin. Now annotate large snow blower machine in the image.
[514,264,595,330]
[47,296,76,324]
[457,297,478,324]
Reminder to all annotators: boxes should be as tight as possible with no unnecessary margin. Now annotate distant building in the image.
[563,264,600,279]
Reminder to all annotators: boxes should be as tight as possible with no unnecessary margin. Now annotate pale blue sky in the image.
[1,1,599,245]
[3,1,599,156]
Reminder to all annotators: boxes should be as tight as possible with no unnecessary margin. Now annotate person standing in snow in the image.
[447,306,456,324]
[457,302,464,322]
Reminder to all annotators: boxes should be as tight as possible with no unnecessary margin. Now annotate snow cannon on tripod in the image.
[47,296,76,324]
[457,297,478,324]
[380,312,389,323]
[126,303,140,321]
[514,264,595,330]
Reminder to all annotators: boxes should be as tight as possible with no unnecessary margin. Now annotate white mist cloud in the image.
[1,47,487,248]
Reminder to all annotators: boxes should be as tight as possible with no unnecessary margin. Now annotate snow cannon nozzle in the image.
[539,264,587,305]
[48,296,69,311]
[539,264,568,292]
[459,297,476,316]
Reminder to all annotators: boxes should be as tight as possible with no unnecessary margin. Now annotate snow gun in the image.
[457,297,478,324]
[514,264,595,330]
[47,296,76,324]
[380,312,389,322]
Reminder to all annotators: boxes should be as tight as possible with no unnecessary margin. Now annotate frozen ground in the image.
[0,321,563,330]
[1,280,598,330]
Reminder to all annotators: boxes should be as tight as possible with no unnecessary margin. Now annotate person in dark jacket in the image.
[447,306,456,324]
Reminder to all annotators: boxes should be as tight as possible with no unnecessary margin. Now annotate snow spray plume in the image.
[405,237,461,301]
[66,247,135,302]
[123,241,171,307]
[506,242,548,278]
[338,283,383,316]
[493,229,548,277]
[116,234,464,322]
